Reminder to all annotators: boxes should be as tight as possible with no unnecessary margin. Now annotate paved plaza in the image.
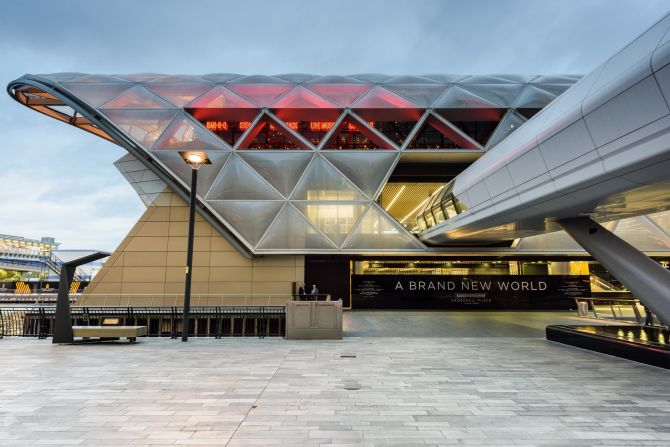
[0,312,669,446]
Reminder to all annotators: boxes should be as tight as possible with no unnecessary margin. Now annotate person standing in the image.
[298,282,307,301]
[311,284,320,300]
[644,304,654,326]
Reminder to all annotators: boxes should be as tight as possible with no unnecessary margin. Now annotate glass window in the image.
[432,203,445,223]
[442,199,458,219]
[424,210,435,228]
[416,214,427,231]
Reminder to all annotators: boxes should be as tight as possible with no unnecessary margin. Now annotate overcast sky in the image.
[0,0,668,251]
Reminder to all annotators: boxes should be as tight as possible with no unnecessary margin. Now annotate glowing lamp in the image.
[180,151,211,169]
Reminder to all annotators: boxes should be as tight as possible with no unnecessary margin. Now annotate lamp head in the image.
[179,151,211,169]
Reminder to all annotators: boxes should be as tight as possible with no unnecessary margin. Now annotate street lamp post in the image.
[180,151,210,342]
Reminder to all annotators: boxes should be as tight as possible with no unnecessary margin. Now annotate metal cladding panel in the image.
[507,146,549,187]
[538,119,597,170]
[584,76,670,147]
[483,166,515,199]
[589,14,670,95]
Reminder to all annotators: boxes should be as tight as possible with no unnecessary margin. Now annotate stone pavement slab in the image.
[0,331,668,446]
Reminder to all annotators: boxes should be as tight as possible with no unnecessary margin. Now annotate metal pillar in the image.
[53,264,76,344]
[182,168,198,342]
[558,217,670,325]
[52,251,110,344]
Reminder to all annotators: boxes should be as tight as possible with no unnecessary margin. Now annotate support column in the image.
[53,265,76,344]
[558,217,670,325]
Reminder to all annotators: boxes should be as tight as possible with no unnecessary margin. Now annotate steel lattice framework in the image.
[8,73,580,255]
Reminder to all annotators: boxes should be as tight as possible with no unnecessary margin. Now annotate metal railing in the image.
[0,306,286,339]
[75,294,330,307]
[574,297,647,324]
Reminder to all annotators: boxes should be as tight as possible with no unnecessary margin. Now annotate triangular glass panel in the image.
[382,84,449,107]
[306,75,365,84]
[322,117,390,150]
[256,204,335,250]
[227,84,294,107]
[144,83,214,108]
[271,86,341,122]
[208,200,284,247]
[533,83,573,96]
[383,75,441,84]
[514,85,557,109]
[276,73,318,83]
[458,75,513,84]
[290,155,366,201]
[515,231,583,251]
[353,85,420,109]
[532,75,581,84]
[206,154,282,200]
[321,151,397,198]
[271,86,339,109]
[60,83,132,107]
[433,86,506,109]
[648,211,670,236]
[280,120,334,146]
[231,75,291,84]
[486,111,527,149]
[151,112,230,152]
[294,202,368,246]
[185,85,257,109]
[350,73,394,83]
[370,120,418,147]
[100,85,176,109]
[102,109,178,148]
[458,83,526,108]
[613,217,670,251]
[422,74,467,83]
[237,114,310,150]
[152,151,229,197]
[200,73,243,83]
[238,152,313,198]
[116,73,163,82]
[147,75,210,83]
[343,205,422,250]
[38,72,84,82]
[407,114,478,149]
[67,74,128,83]
[305,84,372,107]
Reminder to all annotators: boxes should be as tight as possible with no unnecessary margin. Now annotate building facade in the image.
[8,73,670,308]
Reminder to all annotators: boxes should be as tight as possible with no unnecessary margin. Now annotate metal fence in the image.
[0,306,286,339]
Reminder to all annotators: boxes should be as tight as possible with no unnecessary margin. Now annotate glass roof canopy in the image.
[7,73,580,255]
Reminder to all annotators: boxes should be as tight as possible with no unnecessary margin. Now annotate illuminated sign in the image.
[205,121,252,131]
[204,120,375,133]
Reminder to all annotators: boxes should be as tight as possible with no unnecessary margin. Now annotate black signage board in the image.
[351,275,590,310]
